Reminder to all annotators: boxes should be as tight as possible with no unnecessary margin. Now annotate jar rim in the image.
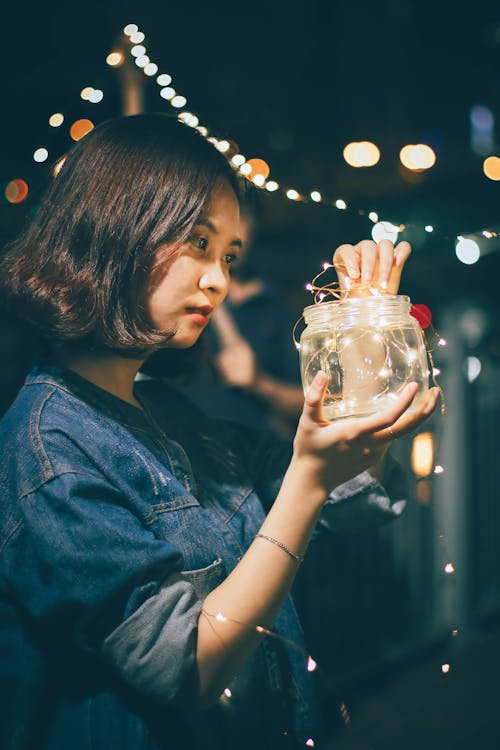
[303,294,411,322]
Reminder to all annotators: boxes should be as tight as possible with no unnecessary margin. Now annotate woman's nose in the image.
[199,262,229,295]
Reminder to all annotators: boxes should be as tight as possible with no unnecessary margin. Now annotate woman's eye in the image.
[224,253,238,266]
[193,236,208,250]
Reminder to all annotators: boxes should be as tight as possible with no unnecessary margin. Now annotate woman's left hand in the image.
[333,239,412,295]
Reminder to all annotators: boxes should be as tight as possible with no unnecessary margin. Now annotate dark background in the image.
[2,2,500,748]
[2,0,499,315]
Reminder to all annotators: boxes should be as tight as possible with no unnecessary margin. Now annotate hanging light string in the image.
[118,25,500,257]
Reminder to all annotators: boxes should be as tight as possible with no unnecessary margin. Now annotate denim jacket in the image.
[0,365,407,750]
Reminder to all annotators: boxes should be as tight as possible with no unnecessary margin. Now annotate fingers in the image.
[375,387,440,441]
[332,244,359,289]
[353,382,420,437]
[302,371,328,424]
[333,240,412,293]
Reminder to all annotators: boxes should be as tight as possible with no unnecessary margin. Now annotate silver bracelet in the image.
[255,533,303,564]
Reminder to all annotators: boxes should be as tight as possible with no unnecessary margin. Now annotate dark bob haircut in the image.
[0,113,241,358]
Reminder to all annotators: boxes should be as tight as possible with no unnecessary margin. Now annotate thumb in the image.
[303,371,328,423]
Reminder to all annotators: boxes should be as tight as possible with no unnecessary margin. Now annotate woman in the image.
[0,114,438,750]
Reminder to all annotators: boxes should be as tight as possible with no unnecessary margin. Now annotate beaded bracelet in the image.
[255,533,303,564]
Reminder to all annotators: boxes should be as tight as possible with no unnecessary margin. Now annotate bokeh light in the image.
[455,237,480,265]
[400,144,436,171]
[88,89,103,103]
[343,141,380,167]
[70,119,94,141]
[246,158,271,179]
[372,221,400,243]
[106,51,123,67]
[80,86,94,101]
[483,156,500,180]
[5,178,29,204]
[33,148,49,163]
[49,112,64,127]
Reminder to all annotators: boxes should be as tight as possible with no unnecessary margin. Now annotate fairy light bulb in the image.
[160,87,176,100]
[455,237,480,265]
[129,31,145,44]
[231,154,246,166]
[33,147,49,162]
[171,95,187,108]
[307,656,317,672]
[178,112,199,128]
[368,211,378,222]
[441,663,451,674]
[156,73,172,86]
[265,180,279,191]
[131,44,146,57]
[49,112,64,127]
[253,174,266,186]
[434,465,444,474]
[239,163,252,175]
[80,86,94,100]
[310,190,322,202]
[144,62,158,76]
[287,189,299,200]
[135,55,150,68]
[335,199,347,209]
[106,51,123,66]
[88,89,103,103]
[123,24,138,36]
[444,562,455,574]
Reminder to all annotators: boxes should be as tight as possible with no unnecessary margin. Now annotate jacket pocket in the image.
[180,557,226,599]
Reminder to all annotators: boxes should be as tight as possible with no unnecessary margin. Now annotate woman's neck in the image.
[54,350,145,409]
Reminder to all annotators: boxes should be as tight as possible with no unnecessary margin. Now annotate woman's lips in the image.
[186,307,212,326]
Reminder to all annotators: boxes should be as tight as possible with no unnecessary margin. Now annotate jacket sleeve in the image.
[4,470,203,703]
[226,423,408,533]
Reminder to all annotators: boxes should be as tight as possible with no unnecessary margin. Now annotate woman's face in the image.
[146,181,241,348]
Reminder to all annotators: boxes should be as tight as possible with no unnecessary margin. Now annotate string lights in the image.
[4,21,500,271]
[112,26,498,264]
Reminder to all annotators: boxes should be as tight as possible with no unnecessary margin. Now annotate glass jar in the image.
[299,295,429,420]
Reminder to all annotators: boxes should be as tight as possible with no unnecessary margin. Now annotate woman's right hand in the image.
[292,371,439,494]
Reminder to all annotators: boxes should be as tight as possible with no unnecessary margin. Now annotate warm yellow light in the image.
[178,112,199,128]
[106,51,123,67]
[5,178,29,204]
[80,86,94,101]
[310,191,321,202]
[160,87,175,100]
[266,180,279,191]
[253,174,266,186]
[246,158,270,179]
[368,211,378,222]
[286,189,299,200]
[411,431,434,477]
[343,141,380,167]
[483,156,500,180]
[216,140,230,153]
[231,154,246,166]
[335,199,347,209]
[131,44,146,57]
[400,144,436,171]
[171,95,187,108]
[53,157,66,176]
[129,31,145,44]
[123,23,138,36]
[135,55,150,68]
[239,163,252,175]
[157,73,172,86]
[70,119,94,141]
[144,63,158,77]
[49,112,64,127]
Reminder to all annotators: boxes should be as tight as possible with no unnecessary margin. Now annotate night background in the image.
[1,1,500,747]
